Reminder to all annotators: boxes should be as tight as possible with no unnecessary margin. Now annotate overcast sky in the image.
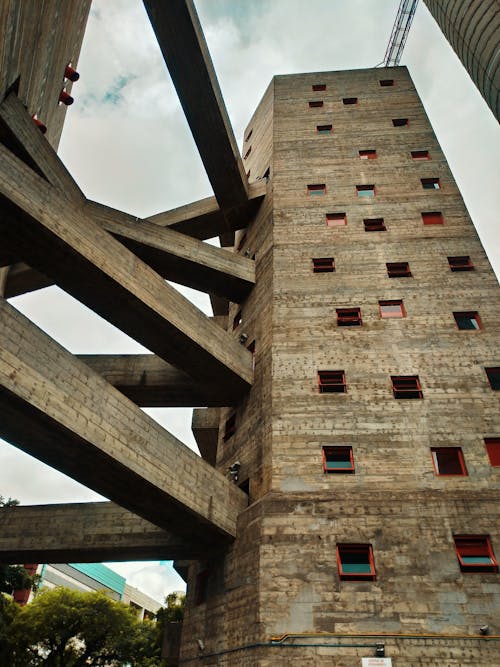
[1,0,499,603]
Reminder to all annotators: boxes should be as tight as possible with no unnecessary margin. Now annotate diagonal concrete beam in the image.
[143,0,248,210]
[0,299,247,544]
[0,502,206,563]
[0,144,253,396]
[79,354,235,407]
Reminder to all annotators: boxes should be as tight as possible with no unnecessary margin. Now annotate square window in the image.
[317,124,333,134]
[485,438,500,467]
[392,118,408,127]
[364,218,386,232]
[422,211,443,225]
[243,146,252,160]
[343,97,358,105]
[386,262,412,278]
[312,84,326,91]
[379,299,405,318]
[309,100,324,108]
[412,150,430,160]
[196,570,210,604]
[223,413,236,441]
[380,79,394,87]
[448,255,474,272]
[359,149,377,159]
[485,367,500,390]
[322,446,354,473]
[336,544,375,580]
[312,257,335,273]
[308,183,326,195]
[421,177,441,190]
[356,184,375,197]
[453,311,482,331]
[391,375,423,399]
[431,447,467,476]
[454,536,498,572]
[318,370,346,393]
[233,310,242,330]
[326,212,346,226]
[336,307,362,326]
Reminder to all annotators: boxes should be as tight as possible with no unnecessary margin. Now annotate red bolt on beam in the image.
[64,64,80,82]
[59,90,74,106]
[31,115,47,134]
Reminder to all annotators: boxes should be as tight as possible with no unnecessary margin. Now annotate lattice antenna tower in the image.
[381,0,420,67]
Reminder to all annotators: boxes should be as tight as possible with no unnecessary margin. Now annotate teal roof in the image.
[70,563,126,596]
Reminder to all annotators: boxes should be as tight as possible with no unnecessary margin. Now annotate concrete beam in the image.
[0,299,247,544]
[79,354,236,407]
[3,262,52,298]
[143,0,248,209]
[0,502,206,562]
[192,408,220,466]
[0,144,253,396]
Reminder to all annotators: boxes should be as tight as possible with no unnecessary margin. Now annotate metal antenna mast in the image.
[381,0,420,67]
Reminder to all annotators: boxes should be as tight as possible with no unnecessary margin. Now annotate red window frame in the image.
[411,150,430,160]
[307,183,326,195]
[223,413,236,441]
[356,184,375,197]
[485,438,500,467]
[232,310,242,330]
[448,256,474,272]
[243,146,252,160]
[336,544,376,580]
[386,262,412,278]
[421,177,441,190]
[322,446,354,474]
[364,218,386,232]
[453,311,482,331]
[312,83,326,91]
[343,97,358,105]
[359,149,377,159]
[391,375,423,399]
[336,307,362,326]
[379,300,405,318]
[196,569,210,604]
[431,447,467,476]
[308,100,324,108]
[392,118,408,127]
[326,212,346,226]
[317,124,333,133]
[422,211,443,225]
[318,370,346,394]
[380,79,394,87]
[485,367,500,390]
[454,536,498,573]
[312,257,335,273]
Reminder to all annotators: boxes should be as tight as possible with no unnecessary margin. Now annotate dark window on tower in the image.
[244,146,252,160]
[244,129,253,142]
[359,149,377,159]
[391,375,423,399]
[233,310,242,330]
[431,447,467,476]
[422,211,443,225]
[454,536,498,573]
[326,212,347,226]
[318,370,346,393]
[485,438,500,467]
[485,367,500,390]
[421,177,441,190]
[411,150,430,160]
[322,446,354,473]
[336,308,362,326]
[308,183,326,195]
[336,544,376,580]
[380,79,394,87]
[364,218,386,232]
[309,100,324,108]
[312,83,326,91]
[379,300,405,318]
[196,570,210,604]
[312,257,335,273]
[263,166,270,181]
[317,124,333,134]
[223,413,236,441]
[448,256,474,272]
[392,118,408,127]
[356,184,375,197]
[343,97,358,105]
[453,311,482,331]
[386,262,412,278]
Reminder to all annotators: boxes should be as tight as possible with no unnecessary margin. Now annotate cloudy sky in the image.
[1,0,499,603]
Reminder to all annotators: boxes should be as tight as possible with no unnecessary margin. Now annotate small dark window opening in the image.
[421,177,441,190]
[312,84,326,91]
[244,146,252,160]
[359,149,377,159]
[412,150,430,160]
[453,311,481,331]
[337,544,376,580]
[485,367,500,390]
[308,100,324,108]
[263,166,270,181]
[317,124,333,134]
[239,478,250,495]
[343,97,358,105]
[380,79,394,87]
[318,370,346,393]
[392,118,408,127]
[308,183,326,195]
[454,536,498,572]
[223,413,236,441]
[196,570,210,604]
[448,256,474,271]
[326,212,346,226]
[391,375,423,399]
[356,184,375,197]
[386,262,412,278]
[237,232,247,252]
[244,129,253,143]
[431,447,467,476]
[422,211,443,225]
[364,218,386,232]
[312,257,335,273]
[485,438,500,467]
[336,307,362,326]
[323,446,354,473]
[233,310,242,330]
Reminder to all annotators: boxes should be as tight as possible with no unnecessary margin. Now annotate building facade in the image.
[183,66,500,666]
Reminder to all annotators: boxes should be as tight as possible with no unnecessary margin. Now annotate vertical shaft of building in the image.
[423,0,500,121]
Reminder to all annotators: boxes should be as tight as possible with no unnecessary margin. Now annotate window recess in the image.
[431,447,467,476]
[308,100,324,108]
[343,97,358,105]
[356,184,375,197]
[485,367,500,390]
[318,370,346,393]
[312,83,326,91]
[453,311,481,331]
[380,79,394,87]
[392,118,408,127]
[326,212,346,226]
[359,149,377,159]
[391,375,423,399]
[312,257,335,273]
[336,307,362,326]
[485,438,500,467]
[317,124,333,134]
[386,262,412,278]
[454,536,498,572]
[448,256,474,272]
[422,211,443,225]
[364,218,386,232]
[336,544,376,580]
[307,183,326,195]
[411,150,430,160]
[421,177,441,190]
[379,300,405,318]
[323,446,354,473]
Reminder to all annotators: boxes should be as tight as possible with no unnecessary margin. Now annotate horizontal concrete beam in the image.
[0,143,253,396]
[79,354,236,407]
[0,299,247,544]
[0,502,207,562]
[192,408,220,466]
[3,262,52,298]
[143,0,248,209]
